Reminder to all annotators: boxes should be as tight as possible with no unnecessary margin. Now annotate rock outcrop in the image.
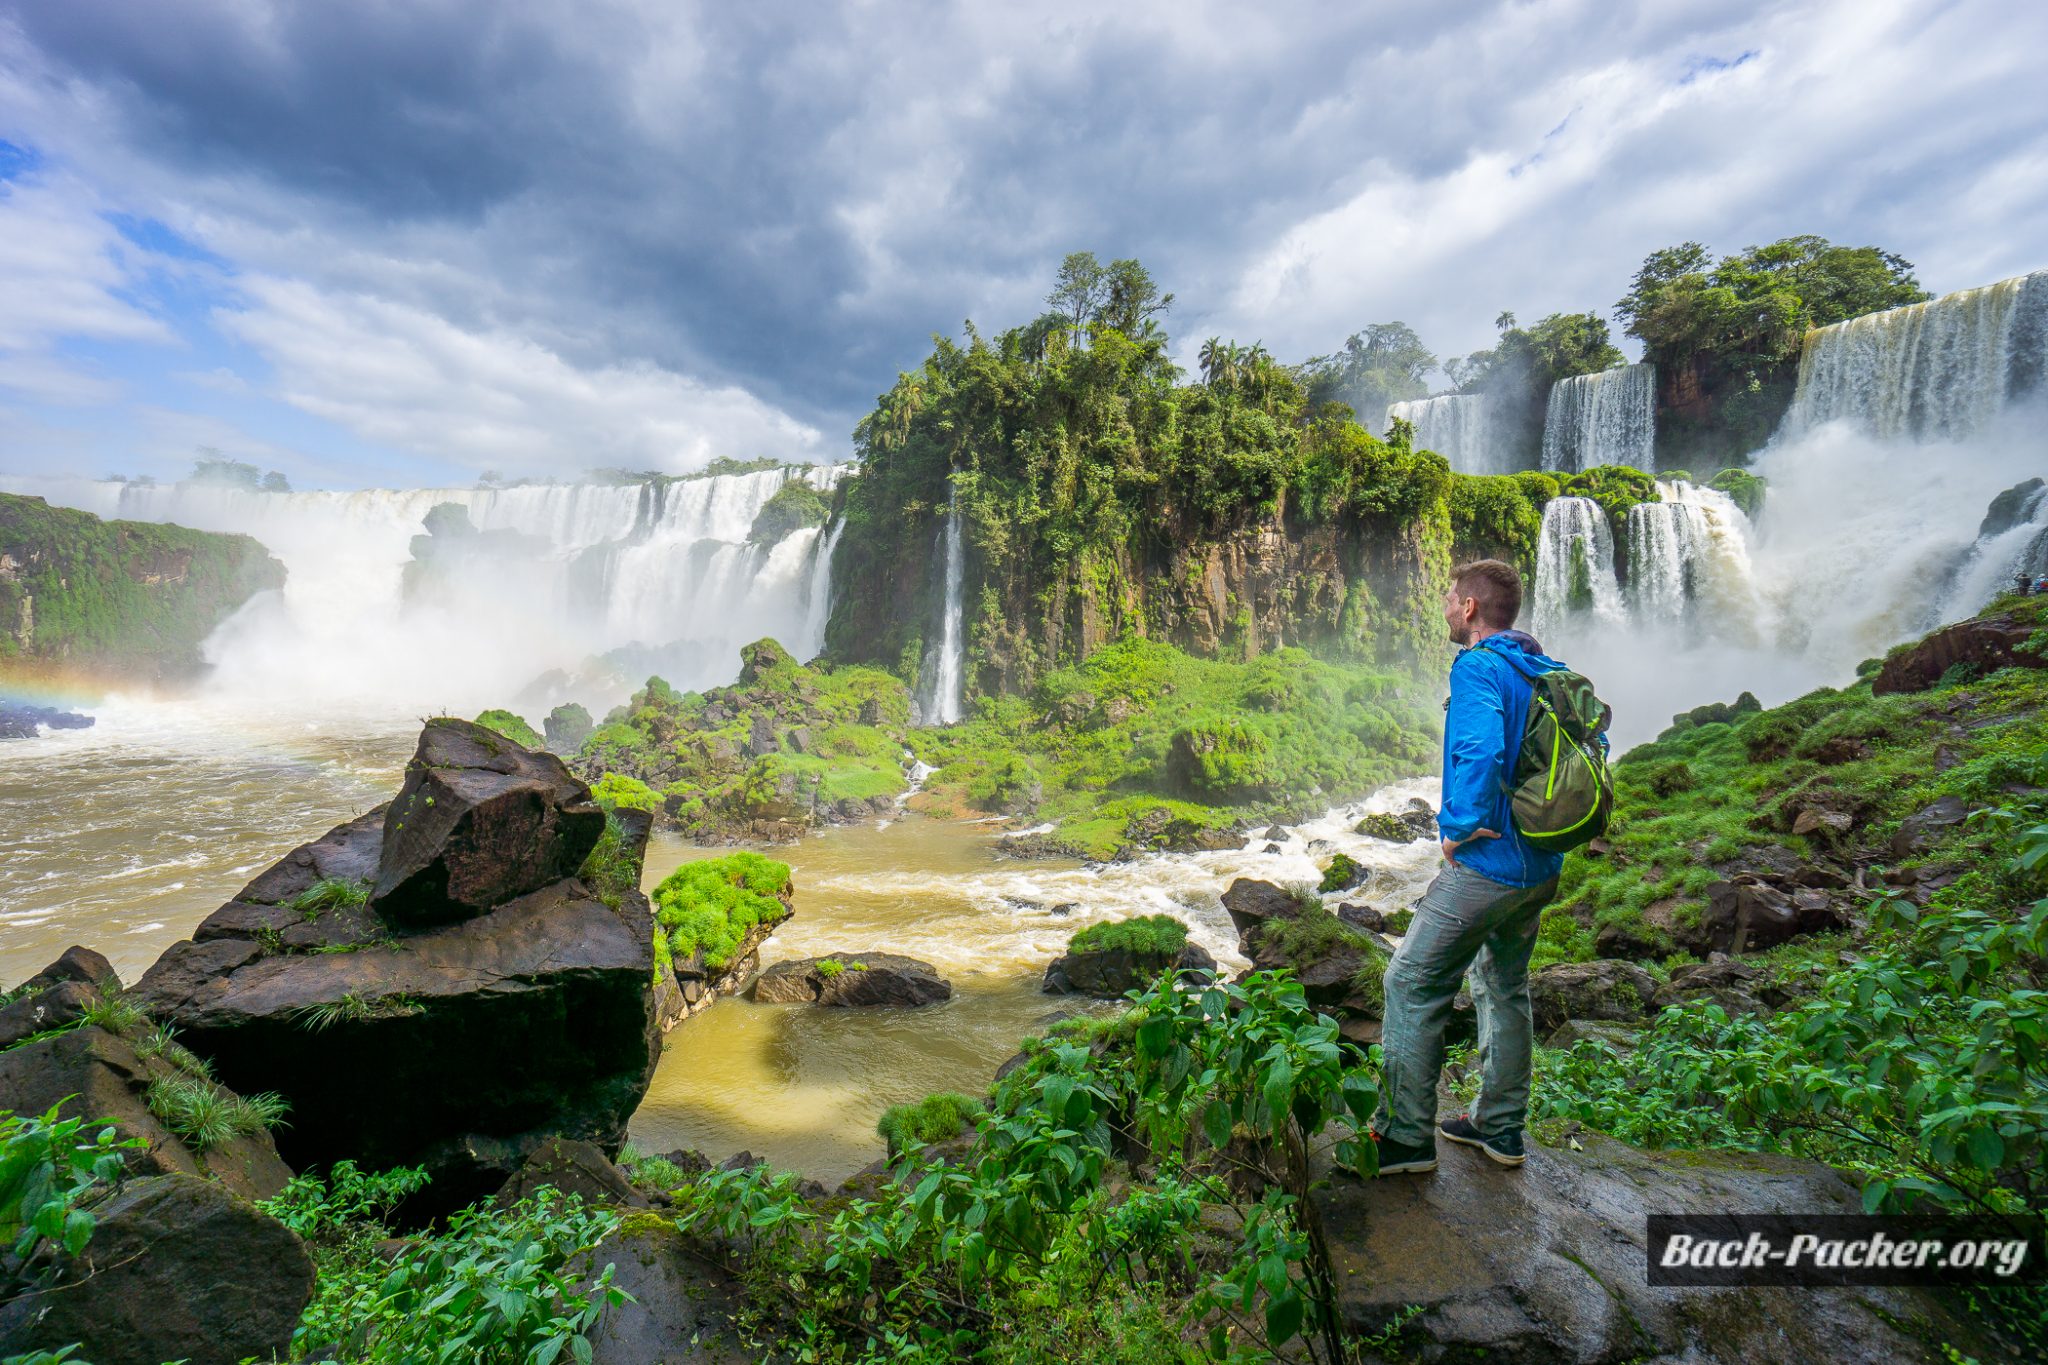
[1041,935,1216,998]
[1873,610,2048,695]
[1222,878,1387,1017]
[1527,960,1657,1036]
[132,719,659,1209]
[374,717,607,926]
[0,1173,314,1365]
[1313,1134,1994,1364]
[749,953,953,1007]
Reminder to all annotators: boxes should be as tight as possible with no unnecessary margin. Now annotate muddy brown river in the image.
[1,702,1439,1184]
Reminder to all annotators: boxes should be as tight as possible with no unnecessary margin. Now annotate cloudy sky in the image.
[0,0,2041,488]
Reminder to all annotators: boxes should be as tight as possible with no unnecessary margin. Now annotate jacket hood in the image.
[1471,630,1568,676]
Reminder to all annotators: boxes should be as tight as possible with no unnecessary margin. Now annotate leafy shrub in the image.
[0,1104,143,1278]
[472,708,543,749]
[292,1188,623,1365]
[668,970,1381,1363]
[1066,914,1190,958]
[876,1092,987,1154]
[259,1160,431,1243]
[651,853,792,972]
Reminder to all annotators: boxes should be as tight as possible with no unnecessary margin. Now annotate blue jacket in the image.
[1439,630,1568,888]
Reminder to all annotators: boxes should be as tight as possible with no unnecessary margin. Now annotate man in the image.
[1372,559,1570,1174]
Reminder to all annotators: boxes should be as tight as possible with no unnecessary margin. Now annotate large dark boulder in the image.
[1873,611,2048,695]
[1314,1133,1995,1364]
[494,1136,648,1210]
[1221,877,1305,937]
[573,1220,751,1364]
[373,717,606,927]
[1892,794,1972,860]
[1528,960,1657,1035]
[1042,939,1216,998]
[0,1024,292,1200]
[1699,877,1845,954]
[131,721,659,1211]
[0,1173,313,1365]
[750,953,952,1007]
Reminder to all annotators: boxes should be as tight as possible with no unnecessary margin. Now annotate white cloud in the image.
[216,277,825,476]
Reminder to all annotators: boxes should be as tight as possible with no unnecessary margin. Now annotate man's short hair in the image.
[1450,559,1523,629]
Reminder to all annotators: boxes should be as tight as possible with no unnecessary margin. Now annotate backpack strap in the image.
[1470,639,1536,797]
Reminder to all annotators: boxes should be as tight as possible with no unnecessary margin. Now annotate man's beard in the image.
[1448,622,1473,646]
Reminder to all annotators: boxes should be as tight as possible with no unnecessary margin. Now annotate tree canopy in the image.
[1300,322,1438,431]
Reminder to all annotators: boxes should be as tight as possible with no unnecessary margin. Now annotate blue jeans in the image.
[1375,859,1559,1146]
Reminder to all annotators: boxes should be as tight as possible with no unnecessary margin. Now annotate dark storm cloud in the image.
[0,0,2041,480]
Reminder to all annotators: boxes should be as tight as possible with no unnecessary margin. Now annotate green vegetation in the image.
[143,1073,289,1151]
[185,454,292,492]
[262,1163,623,1365]
[0,1104,143,1284]
[666,971,1381,1363]
[650,852,793,973]
[290,876,370,917]
[544,701,594,752]
[472,708,543,748]
[1708,467,1767,517]
[1616,235,1928,466]
[1447,470,1558,575]
[289,993,425,1031]
[1317,854,1364,894]
[0,492,286,680]
[589,770,660,812]
[876,1092,986,1155]
[1298,321,1436,425]
[920,638,1436,858]
[575,809,642,910]
[1536,593,2048,967]
[749,478,831,545]
[1066,914,1190,958]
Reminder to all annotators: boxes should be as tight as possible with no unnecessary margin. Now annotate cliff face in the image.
[823,323,1457,702]
[832,489,1451,701]
[0,493,286,683]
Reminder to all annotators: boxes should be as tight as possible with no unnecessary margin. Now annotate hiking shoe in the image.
[1370,1131,1438,1175]
[1439,1115,1526,1166]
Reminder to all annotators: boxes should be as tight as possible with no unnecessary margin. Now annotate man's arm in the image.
[1439,651,1509,853]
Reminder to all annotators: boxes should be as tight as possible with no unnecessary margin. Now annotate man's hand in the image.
[1441,828,1501,861]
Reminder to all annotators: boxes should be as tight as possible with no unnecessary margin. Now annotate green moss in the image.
[651,852,793,972]
[1318,853,1366,893]
[589,772,661,814]
[577,811,642,911]
[876,1092,986,1155]
[472,709,543,749]
[1067,914,1190,957]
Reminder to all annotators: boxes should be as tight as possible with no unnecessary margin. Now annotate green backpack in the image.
[1482,645,1615,852]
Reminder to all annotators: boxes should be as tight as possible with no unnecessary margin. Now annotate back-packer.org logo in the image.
[1647,1215,2044,1287]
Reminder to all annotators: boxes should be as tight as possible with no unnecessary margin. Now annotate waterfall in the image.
[1626,482,1760,634]
[1531,496,1624,642]
[1786,270,2048,441]
[1540,362,1656,473]
[1384,394,1496,473]
[920,490,966,726]
[799,519,846,654]
[5,465,847,713]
